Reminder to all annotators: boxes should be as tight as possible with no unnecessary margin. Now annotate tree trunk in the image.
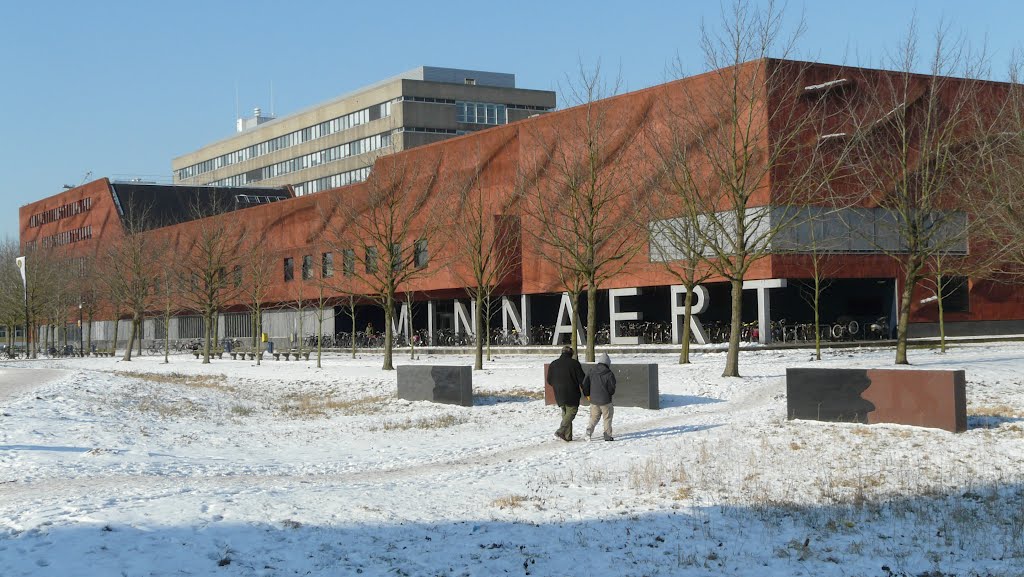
[137,319,143,356]
[722,277,743,377]
[86,312,93,354]
[569,293,580,356]
[679,287,693,364]
[382,294,394,370]
[255,310,263,366]
[349,298,357,359]
[112,317,120,356]
[585,285,597,362]
[122,317,136,361]
[937,276,947,354]
[473,291,483,370]
[202,312,212,364]
[163,312,170,364]
[813,275,822,361]
[895,275,914,365]
[484,295,492,362]
[316,311,323,368]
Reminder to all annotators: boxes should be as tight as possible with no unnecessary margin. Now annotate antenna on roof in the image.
[235,81,240,121]
[270,80,275,117]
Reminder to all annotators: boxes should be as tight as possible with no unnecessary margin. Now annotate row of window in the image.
[177,101,393,180]
[456,101,507,125]
[398,126,460,135]
[40,226,93,249]
[293,166,372,197]
[208,132,392,187]
[283,242,429,282]
[29,197,93,228]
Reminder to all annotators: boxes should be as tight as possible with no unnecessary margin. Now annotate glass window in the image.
[940,276,970,313]
[414,239,428,268]
[322,252,334,278]
[284,257,294,282]
[390,243,402,272]
[302,255,313,280]
[365,247,378,274]
[343,249,355,276]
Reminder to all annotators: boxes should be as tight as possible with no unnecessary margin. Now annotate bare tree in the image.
[446,143,523,369]
[841,22,999,364]
[517,60,648,362]
[324,151,445,371]
[177,204,245,364]
[240,237,274,365]
[0,239,25,351]
[656,0,843,376]
[99,208,161,361]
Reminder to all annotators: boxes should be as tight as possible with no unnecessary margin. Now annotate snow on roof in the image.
[803,78,850,92]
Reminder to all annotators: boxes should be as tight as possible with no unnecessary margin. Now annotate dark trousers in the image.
[556,405,579,440]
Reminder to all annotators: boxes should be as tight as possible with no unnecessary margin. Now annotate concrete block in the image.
[397,365,473,407]
[786,367,966,432]
[544,363,659,410]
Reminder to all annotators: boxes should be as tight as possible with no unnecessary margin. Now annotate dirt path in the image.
[0,367,70,404]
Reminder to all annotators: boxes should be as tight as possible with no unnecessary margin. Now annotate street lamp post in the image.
[15,256,29,357]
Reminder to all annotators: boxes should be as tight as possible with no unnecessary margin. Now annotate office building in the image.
[171,67,556,196]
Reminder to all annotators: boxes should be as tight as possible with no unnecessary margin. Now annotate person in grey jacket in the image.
[582,352,617,441]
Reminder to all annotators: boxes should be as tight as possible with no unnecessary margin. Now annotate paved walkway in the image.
[0,368,69,404]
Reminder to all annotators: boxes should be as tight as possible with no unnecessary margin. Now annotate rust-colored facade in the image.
[18,59,1024,342]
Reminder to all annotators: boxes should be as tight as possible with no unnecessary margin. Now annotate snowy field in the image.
[1,342,1023,577]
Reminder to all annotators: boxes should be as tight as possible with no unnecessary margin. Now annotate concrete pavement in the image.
[0,368,69,404]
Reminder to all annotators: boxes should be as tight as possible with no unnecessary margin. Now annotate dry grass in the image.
[970,404,1024,418]
[137,397,205,419]
[378,414,467,431]
[490,494,539,509]
[117,371,233,392]
[280,393,391,418]
[487,388,547,400]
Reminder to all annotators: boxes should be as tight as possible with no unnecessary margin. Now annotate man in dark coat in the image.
[547,345,585,441]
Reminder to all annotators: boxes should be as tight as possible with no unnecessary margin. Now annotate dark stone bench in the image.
[544,363,660,410]
[786,368,967,433]
[397,365,473,407]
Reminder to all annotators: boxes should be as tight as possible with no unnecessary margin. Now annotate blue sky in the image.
[3,0,1021,240]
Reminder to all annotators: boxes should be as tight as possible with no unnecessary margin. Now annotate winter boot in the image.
[603,433,614,442]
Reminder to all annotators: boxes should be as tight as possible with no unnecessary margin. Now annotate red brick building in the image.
[18,59,1024,348]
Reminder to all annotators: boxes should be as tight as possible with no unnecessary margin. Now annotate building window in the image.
[414,239,429,268]
[365,247,378,274]
[322,252,334,278]
[343,249,355,276]
[456,101,507,125]
[232,265,242,288]
[302,255,313,280]
[284,257,294,282]
[390,243,402,272]
[940,276,970,313]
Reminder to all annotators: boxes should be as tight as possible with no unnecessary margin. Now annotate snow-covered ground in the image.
[1,343,1022,576]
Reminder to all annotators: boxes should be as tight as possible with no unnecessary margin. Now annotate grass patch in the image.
[230,405,255,417]
[280,393,391,418]
[137,397,205,419]
[117,371,233,392]
[970,404,1024,418]
[490,494,538,509]
[378,414,467,431]
[489,388,546,400]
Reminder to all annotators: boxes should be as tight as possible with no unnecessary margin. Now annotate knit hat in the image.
[598,353,611,365]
